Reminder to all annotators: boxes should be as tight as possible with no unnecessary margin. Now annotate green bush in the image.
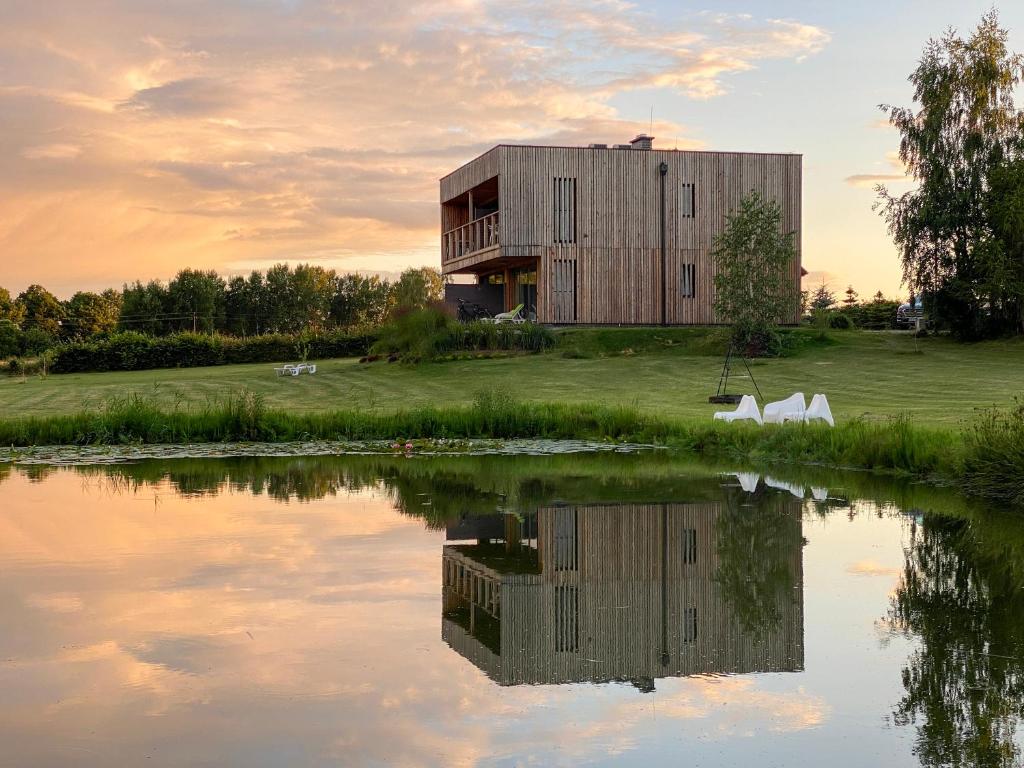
[829,312,854,330]
[20,326,56,356]
[48,330,375,374]
[962,402,1024,504]
[836,301,899,330]
[372,306,554,362]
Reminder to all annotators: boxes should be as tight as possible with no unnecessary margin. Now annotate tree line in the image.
[878,10,1024,339]
[0,265,444,358]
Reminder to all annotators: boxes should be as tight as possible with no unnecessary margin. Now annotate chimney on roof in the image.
[630,134,654,150]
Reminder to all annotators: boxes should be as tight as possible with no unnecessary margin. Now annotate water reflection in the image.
[441,497,804,688]
[1,453,1023,766]
[889,514,1024,767]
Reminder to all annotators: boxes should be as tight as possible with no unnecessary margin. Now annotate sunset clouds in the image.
[0,0,829,294]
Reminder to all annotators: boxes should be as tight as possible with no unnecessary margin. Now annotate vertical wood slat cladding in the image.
[441,501,805,686]
[441,145,801,324]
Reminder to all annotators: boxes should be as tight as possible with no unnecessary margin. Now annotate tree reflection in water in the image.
[5,451,1024,758]
[889,514,1024,767]
[716,485,804,637]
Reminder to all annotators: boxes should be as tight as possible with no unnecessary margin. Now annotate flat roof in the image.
[440,143,802,182]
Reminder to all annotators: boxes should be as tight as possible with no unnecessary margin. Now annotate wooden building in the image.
[441,500,804,688]
[440,137,802,324]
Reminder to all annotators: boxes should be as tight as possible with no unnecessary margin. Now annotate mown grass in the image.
[3,329,1024,427]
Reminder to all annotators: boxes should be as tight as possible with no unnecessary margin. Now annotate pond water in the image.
[1,452,1022,767]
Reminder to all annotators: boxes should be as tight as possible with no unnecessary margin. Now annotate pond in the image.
[1,451,1022,767]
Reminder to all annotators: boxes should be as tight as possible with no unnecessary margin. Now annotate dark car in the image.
[896,298,925,329]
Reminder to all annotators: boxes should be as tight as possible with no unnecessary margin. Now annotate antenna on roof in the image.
[649,106,654,135]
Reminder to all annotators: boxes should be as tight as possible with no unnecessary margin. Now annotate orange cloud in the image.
[0,2,829,296]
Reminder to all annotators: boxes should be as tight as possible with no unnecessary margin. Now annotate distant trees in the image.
[166,270,226,333]
[393,267,444,310]
[17,284,64,337]
[0,288,25,324]
[120,280,168,335]
[331,274,393,328]
[877,10,1024,338]
[0,265,447,361]
[63,290,120,339]
[809,283,836,311]
[712,191,799,354]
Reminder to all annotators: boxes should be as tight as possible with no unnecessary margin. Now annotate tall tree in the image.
[331,274,393,327]
[0,287,25,325]
[876,10,1024,336]
[711,191,799,353]
[119,280,169,335]
[63,290,121,339]
[16,284,64,336]
[392,267,444,311]
[842,285,859,307]
[984,157,1024,332]
[290,264,335,331]
[166,269,226,333]
[810,283,836,311]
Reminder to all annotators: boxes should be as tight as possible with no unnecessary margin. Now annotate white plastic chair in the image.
[763,392,806,424]
[805,394,835,427]
[811,487,829,501]
[713,395,762,425]
[734,472,761,493]
[307,364,317,374]
[765,476,805,499]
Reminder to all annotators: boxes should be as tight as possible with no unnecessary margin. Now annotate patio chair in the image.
[713,394,762,425]
[734,472,761,493]
[805,394,835,426]
[275,364,297,376]
[763,392,807,424]
[811,487,829,501]
[492,303,525,324]
[765,476,805,499]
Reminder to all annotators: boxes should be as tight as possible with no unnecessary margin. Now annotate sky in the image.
[1,0,1022,299]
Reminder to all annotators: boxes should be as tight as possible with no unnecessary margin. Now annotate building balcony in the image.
[442,211,499,266]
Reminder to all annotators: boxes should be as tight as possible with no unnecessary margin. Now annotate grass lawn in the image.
[2,329,1023,427]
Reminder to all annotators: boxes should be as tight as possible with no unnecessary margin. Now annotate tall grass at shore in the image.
[0,387,976,485]
[961,401,1024,505]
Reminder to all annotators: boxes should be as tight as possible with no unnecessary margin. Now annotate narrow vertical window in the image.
[553,177,577,243]
[681,528,697,564]
[556,585,579,652]
[680,264,696,298]
[681,183,695,218]
[682,607,698,643]
[553,508,578,572]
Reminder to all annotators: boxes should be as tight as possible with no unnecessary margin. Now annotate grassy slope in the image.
[1,329,1023,426]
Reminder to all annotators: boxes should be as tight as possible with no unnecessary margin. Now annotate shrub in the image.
[828,312,854,330]
[20,326,56,356]
[962,402,1024,504]
[371,306,554,362]
[48,330,376,374]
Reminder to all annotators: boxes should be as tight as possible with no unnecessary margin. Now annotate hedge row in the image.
[49,330,376,374]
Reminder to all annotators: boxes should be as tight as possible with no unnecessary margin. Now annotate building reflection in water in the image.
[442,492,804,689]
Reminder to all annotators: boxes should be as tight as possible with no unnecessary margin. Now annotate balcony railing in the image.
[443,211,499,263]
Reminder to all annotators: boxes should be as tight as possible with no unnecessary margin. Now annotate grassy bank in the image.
[0,389,970,483]
[3,329,1024,426]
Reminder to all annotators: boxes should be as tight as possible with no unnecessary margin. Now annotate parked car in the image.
[896,298,925,329]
